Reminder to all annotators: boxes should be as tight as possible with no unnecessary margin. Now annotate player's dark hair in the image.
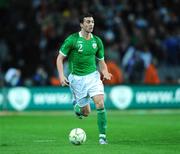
[79,13,93,24]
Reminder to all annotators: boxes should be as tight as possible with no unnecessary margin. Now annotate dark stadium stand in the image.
[0,0,179,86]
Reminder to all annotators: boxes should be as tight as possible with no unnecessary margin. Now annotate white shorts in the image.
[68,71,104,107]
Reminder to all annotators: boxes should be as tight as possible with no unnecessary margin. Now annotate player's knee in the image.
[95,100,104,109]
[93,95,104,109]
[81,104,91,117]
[83,110,90,117]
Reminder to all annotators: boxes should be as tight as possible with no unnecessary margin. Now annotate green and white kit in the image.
[59,32,105,106]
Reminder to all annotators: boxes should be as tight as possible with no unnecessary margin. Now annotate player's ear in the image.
[80,23,83,28]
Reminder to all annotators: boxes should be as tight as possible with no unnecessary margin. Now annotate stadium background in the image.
[0,0,179,111]
[0,1,180,154]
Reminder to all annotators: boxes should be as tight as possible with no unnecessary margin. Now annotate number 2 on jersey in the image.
[78,44,83,52]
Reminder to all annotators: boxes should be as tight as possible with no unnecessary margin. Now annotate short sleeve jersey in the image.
[59,32,104,76]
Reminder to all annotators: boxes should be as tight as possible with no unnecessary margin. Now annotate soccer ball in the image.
[69,128,86,145]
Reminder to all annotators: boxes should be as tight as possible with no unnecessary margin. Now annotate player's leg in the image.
[68,74,90,118]
[73,101,83,119]
[73,97,91,118]
[81,104,91,117]
[87,71,107,144]
[92,94,107,144]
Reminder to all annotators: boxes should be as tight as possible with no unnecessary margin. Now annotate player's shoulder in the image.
[64,33,79,46]
[93,34,101,40]
[92,34,103,43]
[67,32,79,40]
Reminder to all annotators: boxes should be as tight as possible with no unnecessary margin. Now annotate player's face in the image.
[81,17,94,33]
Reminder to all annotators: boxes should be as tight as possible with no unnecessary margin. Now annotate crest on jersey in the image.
[92,43,97,49]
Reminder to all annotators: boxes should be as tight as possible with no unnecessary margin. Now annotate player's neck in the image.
[80,30,91,40]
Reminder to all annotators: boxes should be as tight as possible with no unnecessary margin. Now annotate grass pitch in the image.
[0,110,180,154]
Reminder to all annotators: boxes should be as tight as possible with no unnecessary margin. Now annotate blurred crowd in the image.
[0,0,179,87]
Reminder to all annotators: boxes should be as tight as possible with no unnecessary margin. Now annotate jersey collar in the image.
[79,31,93,38]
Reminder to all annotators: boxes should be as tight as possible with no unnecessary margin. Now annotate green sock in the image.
[74,104,82,114]
[97,108,107,135]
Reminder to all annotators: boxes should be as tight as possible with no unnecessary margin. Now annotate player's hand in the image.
[60,76,69,86]
[102,72,112,80]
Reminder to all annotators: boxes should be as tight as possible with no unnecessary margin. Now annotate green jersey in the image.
[59,32,104,76]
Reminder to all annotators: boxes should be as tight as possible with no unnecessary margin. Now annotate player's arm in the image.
[56,36,73,86]
[96,36,112,80]
[56,53,69,86]
[98,60,112,80]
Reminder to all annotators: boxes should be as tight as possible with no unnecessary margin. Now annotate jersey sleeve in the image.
[96,37,104,60]
[59,36,73,56]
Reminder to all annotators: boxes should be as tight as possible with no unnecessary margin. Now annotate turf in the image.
[0,110,180,154]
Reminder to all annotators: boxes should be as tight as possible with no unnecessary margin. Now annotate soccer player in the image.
[56,13,112,144]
